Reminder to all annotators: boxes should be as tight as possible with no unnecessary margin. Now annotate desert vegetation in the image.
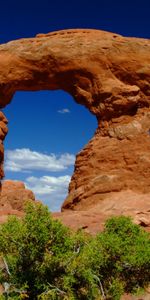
[0,202,150,300]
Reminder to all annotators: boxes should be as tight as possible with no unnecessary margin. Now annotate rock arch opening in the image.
[2,90,97,211]
[0,29,149,213]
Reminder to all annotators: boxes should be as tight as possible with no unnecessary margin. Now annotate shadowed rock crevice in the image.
[0,29,149,210]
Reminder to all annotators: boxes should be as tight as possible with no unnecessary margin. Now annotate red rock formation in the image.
[0,180,35,212]
[62,112,150,210]
[54,190,150,235]
[0,29,149,211]
[0,112,8,181]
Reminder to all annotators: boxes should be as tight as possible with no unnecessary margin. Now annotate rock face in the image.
[62,113,150,210]
[0,180,35,211]
[0,112,8,181]
[54,190,150,235]
[0,180,36,224]
[0,29,149,210]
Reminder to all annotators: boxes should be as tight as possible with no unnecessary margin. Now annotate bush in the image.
[0,202,149,299]
[76,216,150,299]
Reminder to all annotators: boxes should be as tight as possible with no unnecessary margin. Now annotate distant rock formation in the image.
[0,180,35,220]
[0,29,149,211]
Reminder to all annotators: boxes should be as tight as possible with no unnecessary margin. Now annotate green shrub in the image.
[75,216,150,299]
[0,203,149,300]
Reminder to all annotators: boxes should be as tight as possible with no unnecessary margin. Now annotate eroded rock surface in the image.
[0,180,35,213]
[0,29,149,210]
[62,111,150,210]
[54,190,150,235]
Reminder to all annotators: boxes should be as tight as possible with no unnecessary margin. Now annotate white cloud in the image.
[5,148,75,173]
[57,108,70,114]
[25,175,71,211]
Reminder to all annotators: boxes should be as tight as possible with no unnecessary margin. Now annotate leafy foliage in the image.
[0,202,149,300]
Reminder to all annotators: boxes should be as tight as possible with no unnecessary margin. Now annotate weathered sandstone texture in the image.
[0,180,35,223]
[0,29,149,210]
[54,190,150,235]
[0,180,35,211]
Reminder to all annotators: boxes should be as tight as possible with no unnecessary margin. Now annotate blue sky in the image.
[3,91,96,210]
[1,0,150,211]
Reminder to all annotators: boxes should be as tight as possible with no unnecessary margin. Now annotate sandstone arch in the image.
[0,29,150,210]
